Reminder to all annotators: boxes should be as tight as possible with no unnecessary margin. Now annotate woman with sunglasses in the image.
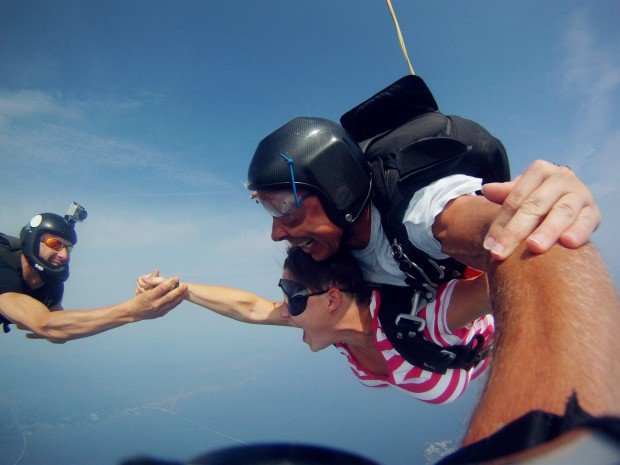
[136,246,492,404]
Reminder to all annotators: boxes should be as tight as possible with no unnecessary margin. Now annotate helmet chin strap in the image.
[31,258,70,283]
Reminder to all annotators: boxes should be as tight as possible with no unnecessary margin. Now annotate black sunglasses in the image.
[278,278,329,316]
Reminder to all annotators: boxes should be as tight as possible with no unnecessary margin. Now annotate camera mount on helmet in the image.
[20,202,87,283]
[247,117,372,228]
[65,201,87,225]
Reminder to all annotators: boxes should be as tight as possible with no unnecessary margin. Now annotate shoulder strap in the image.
[377,285,490,374]
[369,133,472,294]
[0,233,22,333]
[0,233,22,269]
[341,76,510,293]
[0,233,22,251]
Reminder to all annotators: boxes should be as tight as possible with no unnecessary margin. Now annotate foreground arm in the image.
[463,242,620,445]
[0,277,188,343]
[137,272,286,326]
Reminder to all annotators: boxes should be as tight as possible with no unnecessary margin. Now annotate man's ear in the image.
[326,288,343,314]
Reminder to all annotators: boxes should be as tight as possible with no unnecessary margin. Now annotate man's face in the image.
[38,233,72,266]
[255,189,344,261]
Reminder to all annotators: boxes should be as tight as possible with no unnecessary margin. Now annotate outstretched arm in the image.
[0,277,188,343]
[462,242,620,445]
[137,272,287,326]
[186,283,286,325]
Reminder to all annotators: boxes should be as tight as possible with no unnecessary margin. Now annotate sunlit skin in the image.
[268,194,371,262]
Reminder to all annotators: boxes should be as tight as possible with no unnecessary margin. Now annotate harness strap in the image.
[377,285,491,374]
[0,233,23,334]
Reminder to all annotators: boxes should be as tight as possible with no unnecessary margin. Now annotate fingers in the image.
[145,276,181,298]
[141,277,188,318]
[559,204,601,248]
[135,270,166,295]
[483,160,601,260]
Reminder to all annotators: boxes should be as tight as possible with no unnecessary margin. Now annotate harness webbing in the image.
[377,285,491,374]
[0,234,23,333]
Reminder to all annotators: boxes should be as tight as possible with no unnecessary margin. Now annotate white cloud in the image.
[558,10,620,282]
[560,10,620,198]
[0,90,82,122]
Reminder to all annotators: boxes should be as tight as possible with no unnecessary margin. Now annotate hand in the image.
[135,269,165,295]
[130,276,188,320]
[482,160,601,260]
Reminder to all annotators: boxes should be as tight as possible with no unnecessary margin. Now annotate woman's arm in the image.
[136,271,287,326]
[186,283,287,326]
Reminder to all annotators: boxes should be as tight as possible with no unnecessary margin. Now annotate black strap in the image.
[343,76,510,291]
[437,393,620,465]
[368,134,473,290]
[388,220,466,292]
[377,285,491,374]
[0,233,22,333]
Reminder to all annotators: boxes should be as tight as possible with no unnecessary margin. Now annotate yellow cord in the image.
[385,0,415,75]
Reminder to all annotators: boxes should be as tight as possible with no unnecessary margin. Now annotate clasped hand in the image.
[133,270,188,319]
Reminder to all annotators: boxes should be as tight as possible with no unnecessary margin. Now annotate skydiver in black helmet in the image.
[0,202,188,343]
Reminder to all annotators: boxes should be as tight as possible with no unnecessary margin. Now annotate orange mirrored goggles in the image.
[42,237,73,254]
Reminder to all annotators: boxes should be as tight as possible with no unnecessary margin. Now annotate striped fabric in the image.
[335,283,494,404]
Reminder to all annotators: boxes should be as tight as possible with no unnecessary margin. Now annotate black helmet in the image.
[19,203,86,283]
[247,117,371,227]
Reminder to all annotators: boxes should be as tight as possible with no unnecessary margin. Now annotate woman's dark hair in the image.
[283,247,372,306]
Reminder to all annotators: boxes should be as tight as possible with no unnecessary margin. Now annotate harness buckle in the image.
[422,350,458,372]
[395,313,426,333]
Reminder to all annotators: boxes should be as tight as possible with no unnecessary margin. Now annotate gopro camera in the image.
[65,202,88,225]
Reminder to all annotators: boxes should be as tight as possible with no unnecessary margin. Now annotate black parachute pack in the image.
[340,75,510,373]
[0,233,23,333]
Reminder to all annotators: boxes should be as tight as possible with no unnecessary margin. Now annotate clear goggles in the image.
[252,189,311,218]
[251,152,311,218]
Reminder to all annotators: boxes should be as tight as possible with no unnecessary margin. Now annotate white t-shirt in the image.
[351,174,482,286]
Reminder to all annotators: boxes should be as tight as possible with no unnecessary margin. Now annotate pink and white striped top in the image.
[335,281,494,404]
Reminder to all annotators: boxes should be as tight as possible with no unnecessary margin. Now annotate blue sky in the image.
[1,1,619,464]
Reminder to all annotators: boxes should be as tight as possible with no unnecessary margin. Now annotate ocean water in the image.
[0,309,483,465]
